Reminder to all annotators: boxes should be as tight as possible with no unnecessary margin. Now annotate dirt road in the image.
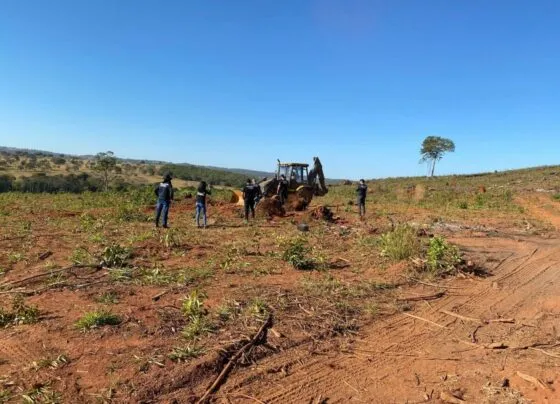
[216,235,560,403]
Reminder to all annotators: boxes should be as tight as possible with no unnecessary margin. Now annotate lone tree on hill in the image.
[420,136,455,177]
[94,151,118,191]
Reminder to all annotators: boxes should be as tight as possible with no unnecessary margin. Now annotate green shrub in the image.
[379,225,420,261]
[458,201,468,209]
[75,310,121,331]
[553,193,560,201]
[281,237,315,270]
[116,204,149,222]
[425,236,462,276]
[101,244,132,268]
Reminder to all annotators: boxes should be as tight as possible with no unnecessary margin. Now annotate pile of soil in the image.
[310,205,336,222]
[257,198,285,218]
[290,198,308,211]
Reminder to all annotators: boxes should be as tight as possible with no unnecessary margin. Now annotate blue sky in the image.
[1,0,559,179]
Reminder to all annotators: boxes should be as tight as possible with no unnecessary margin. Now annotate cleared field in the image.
[1,168,560,403]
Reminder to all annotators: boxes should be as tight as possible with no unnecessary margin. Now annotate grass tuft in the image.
[75,310,121,331]
[168,345,205,362]
[379,225,420,261]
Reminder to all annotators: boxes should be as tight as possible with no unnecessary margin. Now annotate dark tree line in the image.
[158,164,247,187]
[0,173,103,193]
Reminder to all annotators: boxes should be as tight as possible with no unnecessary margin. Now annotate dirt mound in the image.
[257,198,285,218]
[310,205,336,222]
[290,198,307,211]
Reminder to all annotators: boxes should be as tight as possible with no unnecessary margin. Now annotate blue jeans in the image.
[155,200,170,227]
[196,202,207,227]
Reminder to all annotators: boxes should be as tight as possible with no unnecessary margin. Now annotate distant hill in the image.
[0,146,344,185]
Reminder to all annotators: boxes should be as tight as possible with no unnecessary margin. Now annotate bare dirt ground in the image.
[225,234,560,404]
[0,188,559,403]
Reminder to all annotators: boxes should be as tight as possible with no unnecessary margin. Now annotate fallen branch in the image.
[151,290,169,301]
[440,310,483,324]
[403,313,447,329]
[488,318,515,324]
[516,371,549,390]
[471,325,483,343]
[198,314,273,404]
[399,275,463,290]
[397,291,445,302]
[0,264,101,288]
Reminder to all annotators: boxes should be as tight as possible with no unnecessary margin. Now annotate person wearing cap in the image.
[242,179,258,222]
[155,173,174,228]
[356,179,368,217]
[277,174,289,205]
[196,181,211,228]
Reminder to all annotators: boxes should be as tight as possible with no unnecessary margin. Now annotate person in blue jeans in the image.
[155,174,174,228]
[196,181,211,228]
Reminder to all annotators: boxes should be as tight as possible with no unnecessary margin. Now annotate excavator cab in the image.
[278,163,309,189]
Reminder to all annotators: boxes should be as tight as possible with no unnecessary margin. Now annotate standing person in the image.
[252,179,262,209]
[155,173,174,228]
[195,181,211,228]
[356,179,368,217]
[243,179,257,221]
[277,174,288,205]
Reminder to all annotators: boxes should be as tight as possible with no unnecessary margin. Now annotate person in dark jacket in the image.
[252,179,262,209]
[277,174,289,205]
[155,174,174,228]
[196,181,211,228]
[243,179,258,221]
[356,179,368,217]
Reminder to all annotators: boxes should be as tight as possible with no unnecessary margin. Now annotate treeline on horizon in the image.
[0,173,107,193]
[158,164,247,188]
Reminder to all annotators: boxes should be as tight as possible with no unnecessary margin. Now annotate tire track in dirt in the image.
[226,235,560,403]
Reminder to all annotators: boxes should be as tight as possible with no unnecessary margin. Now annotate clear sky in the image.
[1,0,559,179]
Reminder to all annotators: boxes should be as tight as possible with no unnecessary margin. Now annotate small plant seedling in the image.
[0,295,40,327]
[96,291,119,305]
[70,247,93,265]
[75,310,121,331]
[30,354,69,371]
[168,345,205,362]
[181,290,206,318]
[101,244,132,268]
[182,315,213,341]
[21,384,62,404]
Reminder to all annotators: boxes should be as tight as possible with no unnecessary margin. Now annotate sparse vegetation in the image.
[75,310,121,331]
[30,354,69,371]
[379,224,420,261]
[1,148,559,403]
[21,384,62,404]
[424,236,462,277]
[281,236,315,270]
[168,345,205,362]
[101,244,132,268]
[96,291,119,305]
[182,315,213,341]
[0,295,40,327]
